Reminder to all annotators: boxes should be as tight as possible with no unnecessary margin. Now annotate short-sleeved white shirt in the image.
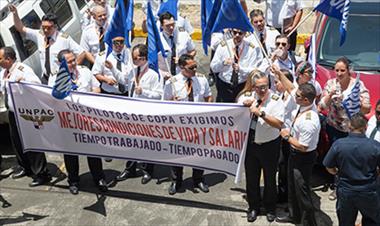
[25,29,84,76]
[290,105,321,152]
[164,73,212,102]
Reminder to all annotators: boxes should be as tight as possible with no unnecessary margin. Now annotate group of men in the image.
[0,0,379,226]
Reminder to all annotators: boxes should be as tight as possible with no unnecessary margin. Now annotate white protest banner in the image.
[9,82,251,180]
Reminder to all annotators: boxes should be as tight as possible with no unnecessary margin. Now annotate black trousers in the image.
[63,155,105,185]
[8,111,49,179]
[278,139,291,200]
[215,76,246,103]
[288,148,317,225]
[245,136,281,212]
[171,166,204,184]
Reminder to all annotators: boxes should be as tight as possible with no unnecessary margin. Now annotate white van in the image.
[0,0,92,123]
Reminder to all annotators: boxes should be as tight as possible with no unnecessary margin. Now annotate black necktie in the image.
[99,27,106,51]
[249,99,263,143]
[170,36,176,75]
[187,78,194,102]
[131,67,140,97]
[43,36,51,84]
[231,45,239,87]
[116,54,125,93]
[260,33,268,55]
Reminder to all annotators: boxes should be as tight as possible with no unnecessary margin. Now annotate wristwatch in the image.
[283,135,290,141]
[259,111,266,118]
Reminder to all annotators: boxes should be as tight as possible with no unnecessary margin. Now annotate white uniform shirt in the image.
[81,4,114,30]
[245,26,280,56]
[158,29,195,74]
[265,0,304,29]
[80,23,108,56]
[290,105,321,152]
[164,73,212,102]
[116,64,162,100]
[283,89,297,128]
[238,91,285,143]
[74,66,101,93]
[210,39,264,85]
[366,115,380,143]
[25,29,84,76]
[0,62,41,112]
[92,49,132,94]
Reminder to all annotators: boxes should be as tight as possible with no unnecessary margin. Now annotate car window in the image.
[40,0,73,28]
[10,10,41,61]
[75,0,87,10]
[318,15,380,70]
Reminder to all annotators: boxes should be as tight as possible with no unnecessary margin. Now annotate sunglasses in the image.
[376,110,380,115]
[255,85,268,90]
[112,40,124,45]
[296,92,304,98]
[275,42,287,47]
[132,56,145,61]
[232,30,244,36]
[185,65,197,71]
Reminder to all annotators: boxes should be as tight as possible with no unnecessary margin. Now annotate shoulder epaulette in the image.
[61,33,69,39]
[169,77,177,83]
[249,42,255,48]
[244,91,252,97]
[196,73,205,77]
[305,112,312,120]
[268,26,276,30]
[178,27,185,32]
[245,32,251,38]
[98,51,105,56]
[17,65,24,72]
[271,94,279,101]
[220,40,226,47]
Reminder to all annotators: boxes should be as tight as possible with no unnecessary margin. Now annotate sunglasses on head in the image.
[275,42,287,47]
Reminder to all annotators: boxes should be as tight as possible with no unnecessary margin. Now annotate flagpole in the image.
[286,10,315,38]
[162,57,177,100]
[251,31,271,64]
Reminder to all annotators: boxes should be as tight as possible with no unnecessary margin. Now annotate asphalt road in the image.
[0,39,341,226]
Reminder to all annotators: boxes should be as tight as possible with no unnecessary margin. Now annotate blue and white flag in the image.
[342,73,361,118]
[308,33,316,79]
[314,0,351,46]
[104,0,134,56]
[51,59,77,99]
[147,1,167,77]
[157,0,178,20]
[201,0,215,55]
[202,0,222,55]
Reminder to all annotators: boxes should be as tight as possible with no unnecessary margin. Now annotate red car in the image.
[311,0,380,159]
[313,0,380,116]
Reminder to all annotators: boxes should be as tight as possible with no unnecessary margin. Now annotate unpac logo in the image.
[18,108,55,129]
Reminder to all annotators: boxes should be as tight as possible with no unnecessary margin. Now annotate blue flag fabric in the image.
[51,59,77,99]
[104,0,134,56]
[342,74,361,119]
[147,1,167,76]
[314,0,350,46]
[210,0,254,34]
[157,0,178,20]
[202,0,222,55]
[201,0,215,55]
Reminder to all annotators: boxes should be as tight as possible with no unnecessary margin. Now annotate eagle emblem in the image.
[20,114,55,129]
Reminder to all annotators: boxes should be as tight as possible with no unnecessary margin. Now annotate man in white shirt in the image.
[253,0,304,51]
[80,5,109,58]
[164,54,213,195]
[114,44,162,185]
[277,83,320,226]
[158,12,196,79]
[92,36,132,96]
[9,4,94,84]
[81,0,114,30]
[0,47,51,187]
[211,29,263,103]
[240,71,284,223]
[366,100,380,142]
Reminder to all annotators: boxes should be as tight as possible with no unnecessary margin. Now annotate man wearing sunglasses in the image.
[277,83,320,225]
[92,36,132,96]
[271,34,299,80]
[114,44,162,184]
[9,5,94,85]
[164,54,213,195]
[211,28,263,103]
